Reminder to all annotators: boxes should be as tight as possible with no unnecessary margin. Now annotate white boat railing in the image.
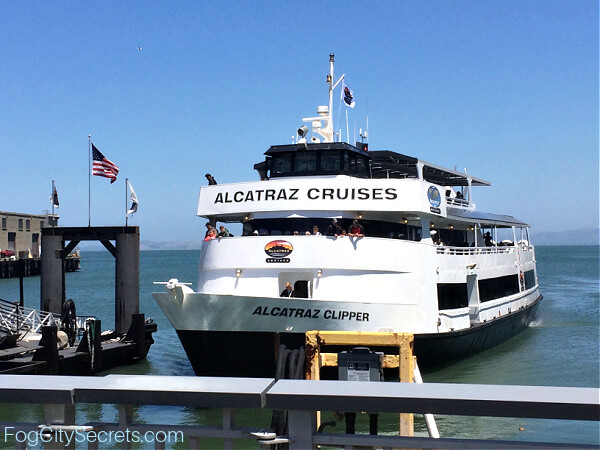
[446,197,471,208]
[436,245,516,255]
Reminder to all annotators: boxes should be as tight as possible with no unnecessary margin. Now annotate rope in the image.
[86,319,95,370]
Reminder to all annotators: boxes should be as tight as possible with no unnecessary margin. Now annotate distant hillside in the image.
[532,227,599,246]
[76,240,204,251]
[140,240,203,251]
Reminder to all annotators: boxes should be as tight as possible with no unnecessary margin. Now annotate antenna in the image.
[359,128,367,143]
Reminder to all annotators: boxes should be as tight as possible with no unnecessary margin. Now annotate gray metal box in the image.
[338,347,383,382]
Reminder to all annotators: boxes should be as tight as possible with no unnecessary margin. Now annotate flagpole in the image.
[51,180,55,228]
[125,178,128,227]
[345,109,349,144]
[88,134,91,227]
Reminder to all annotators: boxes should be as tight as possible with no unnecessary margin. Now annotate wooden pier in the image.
[0,255,79,279]
[0,226,156,375]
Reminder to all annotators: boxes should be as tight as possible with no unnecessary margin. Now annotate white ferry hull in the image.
[153,288,542,377]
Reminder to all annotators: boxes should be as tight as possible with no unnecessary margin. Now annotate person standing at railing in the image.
[484,232,494,247]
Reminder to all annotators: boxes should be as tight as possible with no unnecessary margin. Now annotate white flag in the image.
[51,180,59,208]
[127,181,138,215]
[341,80,355,108]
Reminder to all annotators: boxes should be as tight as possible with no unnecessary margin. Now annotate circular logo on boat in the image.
[264,240,293,258]
[427,186,441,207]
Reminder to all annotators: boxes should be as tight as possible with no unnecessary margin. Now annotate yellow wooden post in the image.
[305,331,321,380]
[398,333,414,437]
[305,331,415,437]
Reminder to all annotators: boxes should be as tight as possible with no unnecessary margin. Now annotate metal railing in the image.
[0,298,60,336]
[0,374,597,449]
[446,197,471,208]
[436,245,517,255]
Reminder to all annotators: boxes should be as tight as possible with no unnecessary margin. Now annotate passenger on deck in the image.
[205,222,216,238]
[205,173,217,185]
[484,232,494,246]
[280,282,293,297]
[456,191,464,199]
[430,230,443,245]
[326,219,343,237]
[204,228,217,241]
[348,219,365,237]
[218,225,231,238]
[312,226,322,236]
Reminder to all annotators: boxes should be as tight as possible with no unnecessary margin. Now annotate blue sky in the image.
[1,1,597,242]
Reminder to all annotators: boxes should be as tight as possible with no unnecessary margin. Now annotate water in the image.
[0,246,598,446]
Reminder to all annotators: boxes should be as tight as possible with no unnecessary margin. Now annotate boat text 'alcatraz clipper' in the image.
[153,54,542,377]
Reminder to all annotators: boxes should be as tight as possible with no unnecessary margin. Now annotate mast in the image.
[302,53,342,143]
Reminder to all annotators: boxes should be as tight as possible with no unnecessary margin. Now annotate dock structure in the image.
[41,226,139,334]
[0,255,80,279]
[0,226,156,375]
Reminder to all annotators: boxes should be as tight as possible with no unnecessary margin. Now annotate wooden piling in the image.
[40,234,64,314]
[116,232,140,334]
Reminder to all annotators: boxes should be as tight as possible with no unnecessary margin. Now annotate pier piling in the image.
[115,231,140,334]
[41,226,140,332]
[41,234,64,314]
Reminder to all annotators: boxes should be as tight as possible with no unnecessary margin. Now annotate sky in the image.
[0,1,597,242]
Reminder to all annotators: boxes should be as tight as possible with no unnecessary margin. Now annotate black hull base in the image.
[177,295,542,378]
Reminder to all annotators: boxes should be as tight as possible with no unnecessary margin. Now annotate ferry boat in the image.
[154,55,542,377]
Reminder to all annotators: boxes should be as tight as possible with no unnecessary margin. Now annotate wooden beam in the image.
[62,240,80,258]
[101,240,116,258]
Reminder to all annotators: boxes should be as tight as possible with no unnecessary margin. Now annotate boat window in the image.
[437,283,468,310]
[294,152,317,174]
[478,275,519,302]
[242,218,423,241]
[343,152,350,173]
[524,270,536,290]
[438,229,470,247]
[356,157,369,177]
[320,151,341,173]
[272,153,293,175]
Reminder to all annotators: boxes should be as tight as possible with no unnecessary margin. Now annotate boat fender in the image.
[294,347,306,379]
[288,349,299,379]
[57,331,69,350]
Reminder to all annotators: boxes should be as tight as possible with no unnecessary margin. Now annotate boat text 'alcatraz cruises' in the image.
[153,54,542,377]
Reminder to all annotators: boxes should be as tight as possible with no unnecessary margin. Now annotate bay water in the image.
[0,245,598,447]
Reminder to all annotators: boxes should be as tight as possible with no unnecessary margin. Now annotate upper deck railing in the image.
[436,244,533,255]
[446,197,471,208]
[0,374,597,449]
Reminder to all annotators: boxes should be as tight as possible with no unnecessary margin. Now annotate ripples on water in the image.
[0,246,597,445]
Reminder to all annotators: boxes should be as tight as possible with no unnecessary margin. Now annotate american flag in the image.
[92,144,119,183]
